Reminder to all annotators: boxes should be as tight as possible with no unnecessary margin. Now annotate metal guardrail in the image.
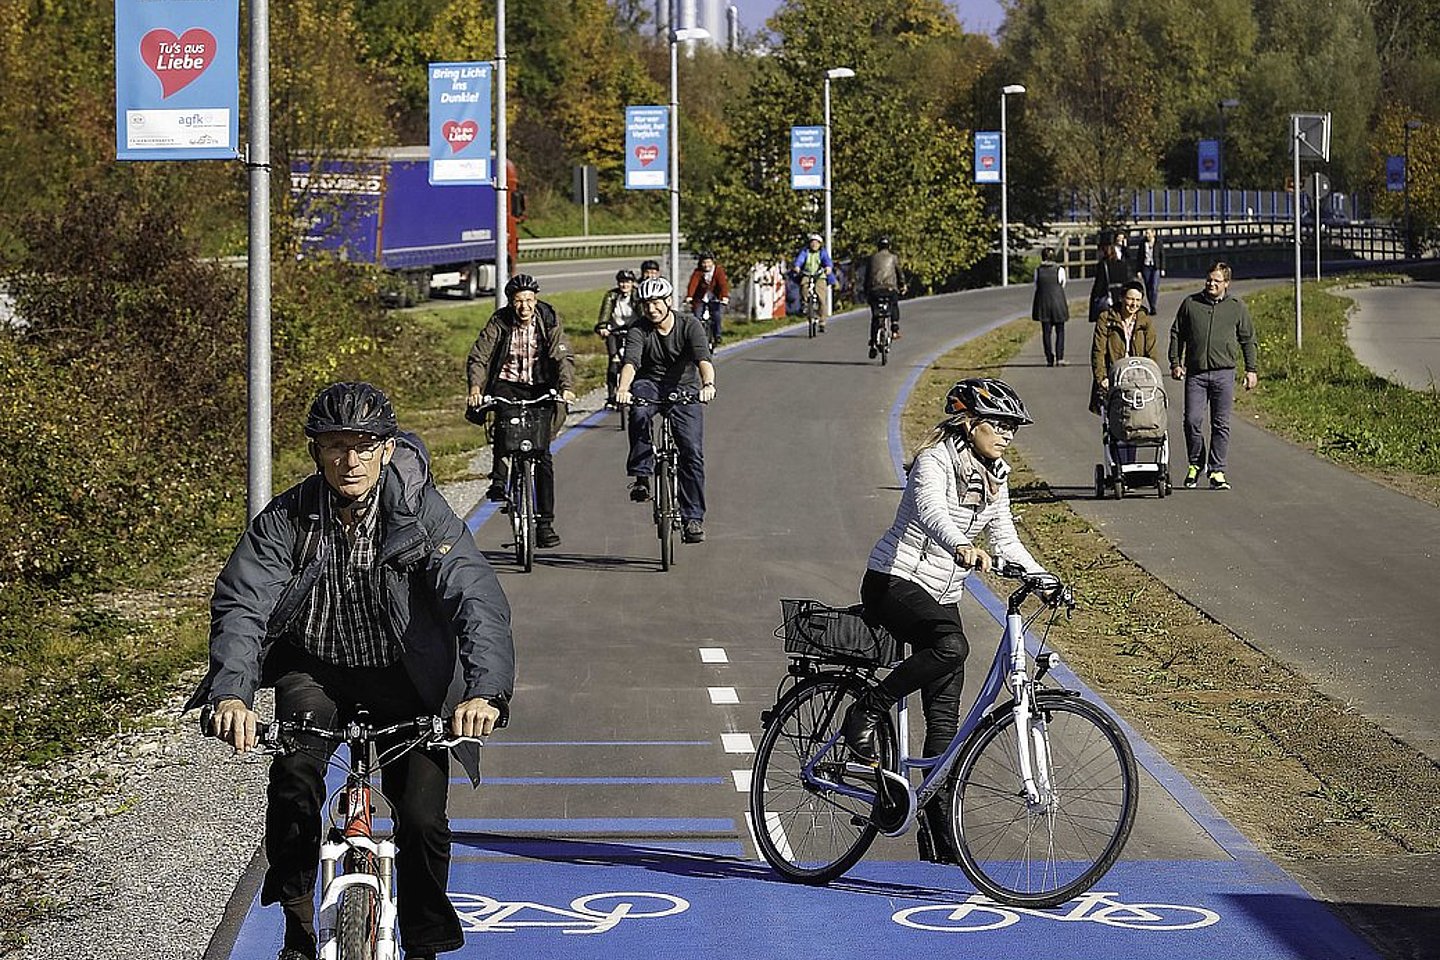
[517,232,678,262]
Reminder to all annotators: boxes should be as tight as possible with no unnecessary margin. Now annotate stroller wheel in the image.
[1094,464,1106,500]
[1112,476,1126,500]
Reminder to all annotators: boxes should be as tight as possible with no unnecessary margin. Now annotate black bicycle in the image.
[478,392,557,572]
[630,393,700,571]
[871,295,895,366]
[800,273,824,338]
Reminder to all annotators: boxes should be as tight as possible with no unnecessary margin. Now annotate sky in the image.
[726,0,1005,38]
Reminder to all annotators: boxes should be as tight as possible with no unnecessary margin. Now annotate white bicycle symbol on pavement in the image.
[450,891,690,934]
[894,891,1221,932]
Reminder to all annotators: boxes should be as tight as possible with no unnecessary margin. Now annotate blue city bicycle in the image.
[748,563,1138,907]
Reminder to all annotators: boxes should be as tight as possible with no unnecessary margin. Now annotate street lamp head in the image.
[1406,119,1424,130]
[672,27,710,42]
[1219,98,1240,110]
[1002,84,1026,96]
[826,67,856,80]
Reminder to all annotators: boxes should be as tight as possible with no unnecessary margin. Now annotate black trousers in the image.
[262,646,464,957]
[860,570,970,757]
[488,378,557,521]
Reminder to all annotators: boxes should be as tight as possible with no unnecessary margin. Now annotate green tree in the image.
[690,0,991,288]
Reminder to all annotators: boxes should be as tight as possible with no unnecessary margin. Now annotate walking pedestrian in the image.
[1132,227,1165,315]
[1169,261,1258,490]
[1031,246,1070,366]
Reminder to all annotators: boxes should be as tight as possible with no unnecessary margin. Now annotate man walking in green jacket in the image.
[1169,261,1258,490]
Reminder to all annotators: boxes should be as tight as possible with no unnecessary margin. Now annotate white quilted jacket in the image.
[867,438,1043,605]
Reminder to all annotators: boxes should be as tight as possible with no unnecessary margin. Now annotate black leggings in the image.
[860,569,970,757]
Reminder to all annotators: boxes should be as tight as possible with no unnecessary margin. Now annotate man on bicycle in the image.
[863,235,906,357]
[615,276,717,543]
[192,381,515,960]
[793,233,835,332]
[465,273,577,548]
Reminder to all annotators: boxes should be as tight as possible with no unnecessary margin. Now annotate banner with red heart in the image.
[797,155,817,172]
[140,28,217,99]
[635,145,659,167]
[442,119,479,153]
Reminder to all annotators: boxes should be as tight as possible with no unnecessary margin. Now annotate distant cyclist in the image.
[465,273,577,548]
[793,233,835,332]
[615,276,717,544]
[595,269,639,408]
[844,377,1048,864]
[685,250,730,347]
[639,258,663,282]
[863,236,906,357]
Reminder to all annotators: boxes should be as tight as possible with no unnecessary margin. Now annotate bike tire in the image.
[657,457,674,571]
[749,675,893,884]
[952,692,1138,908]
[520,460,536,573]
[337,853,379,960]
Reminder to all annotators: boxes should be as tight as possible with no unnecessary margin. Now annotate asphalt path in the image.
[1343,279,1440,390]
[221,287,1383,959]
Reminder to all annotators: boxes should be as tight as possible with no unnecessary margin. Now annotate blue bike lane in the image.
[218,293,1382,960]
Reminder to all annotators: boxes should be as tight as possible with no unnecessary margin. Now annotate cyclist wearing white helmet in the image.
[846,377,1049,864]
[615,276,717,543]
[466,273,577,548]
[792,233,835,330]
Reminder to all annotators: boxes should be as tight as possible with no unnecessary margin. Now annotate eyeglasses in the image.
[1204,276,1228,285]
[978,418,1019,437]
[318,438,387,463]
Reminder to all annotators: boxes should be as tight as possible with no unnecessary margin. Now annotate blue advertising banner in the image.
[790,126,824,190]
[429,62,492,185]
[115,0,239,161]
[1198,139,1220,182]
[1386,155,1406,192]
[625,107,669,190]
[974,131,1001,183]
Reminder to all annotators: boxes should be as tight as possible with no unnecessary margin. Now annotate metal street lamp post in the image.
[1405,119,1422,258]
[1218,98,1239,237]
[1000,84,1026,287]
[823,67,855,316]
[669,26,710,292]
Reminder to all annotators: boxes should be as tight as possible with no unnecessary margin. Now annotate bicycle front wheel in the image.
[519,460,536,572]
[337,852,379,960]
[656,457,675,571]
[749,675,892,884]
[953,692,1138,908]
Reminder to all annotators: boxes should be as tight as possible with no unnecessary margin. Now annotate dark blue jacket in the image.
[185,437,514,716]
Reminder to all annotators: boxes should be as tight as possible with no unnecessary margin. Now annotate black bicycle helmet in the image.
[640,259,661,273]
[637,277,674,301]
[504,273,541,298]
[305,382,399,438]
[877,236,891,248]
[697,250,716,261]
[616,269,638,283]
[943,377,1034,425]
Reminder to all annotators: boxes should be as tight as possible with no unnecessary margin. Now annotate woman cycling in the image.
[844,377,1048,863]
[595,269,639,408]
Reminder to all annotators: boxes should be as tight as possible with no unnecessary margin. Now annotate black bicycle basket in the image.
[777,598,897,666]
[493,405,551,455]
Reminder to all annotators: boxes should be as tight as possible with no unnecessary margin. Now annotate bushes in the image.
[0,180,452,764]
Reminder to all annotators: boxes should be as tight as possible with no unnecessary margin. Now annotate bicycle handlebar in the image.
[626,392,703,406]
[476,390,561,411]
[199,707,489,755]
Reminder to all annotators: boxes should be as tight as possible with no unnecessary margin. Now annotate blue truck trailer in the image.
[290,146,523,304]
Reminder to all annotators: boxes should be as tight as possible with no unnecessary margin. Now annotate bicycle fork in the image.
[318,834,398,960]
[1005,611,1056,811]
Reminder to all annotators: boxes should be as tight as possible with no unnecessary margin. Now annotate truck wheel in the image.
[462,267,479,300]
[416,272,431,302]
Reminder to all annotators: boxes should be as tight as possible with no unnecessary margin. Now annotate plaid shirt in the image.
[498,315,539,384]
[296,482,396,668]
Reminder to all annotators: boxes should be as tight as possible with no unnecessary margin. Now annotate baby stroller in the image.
[1094,356,1171,498]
